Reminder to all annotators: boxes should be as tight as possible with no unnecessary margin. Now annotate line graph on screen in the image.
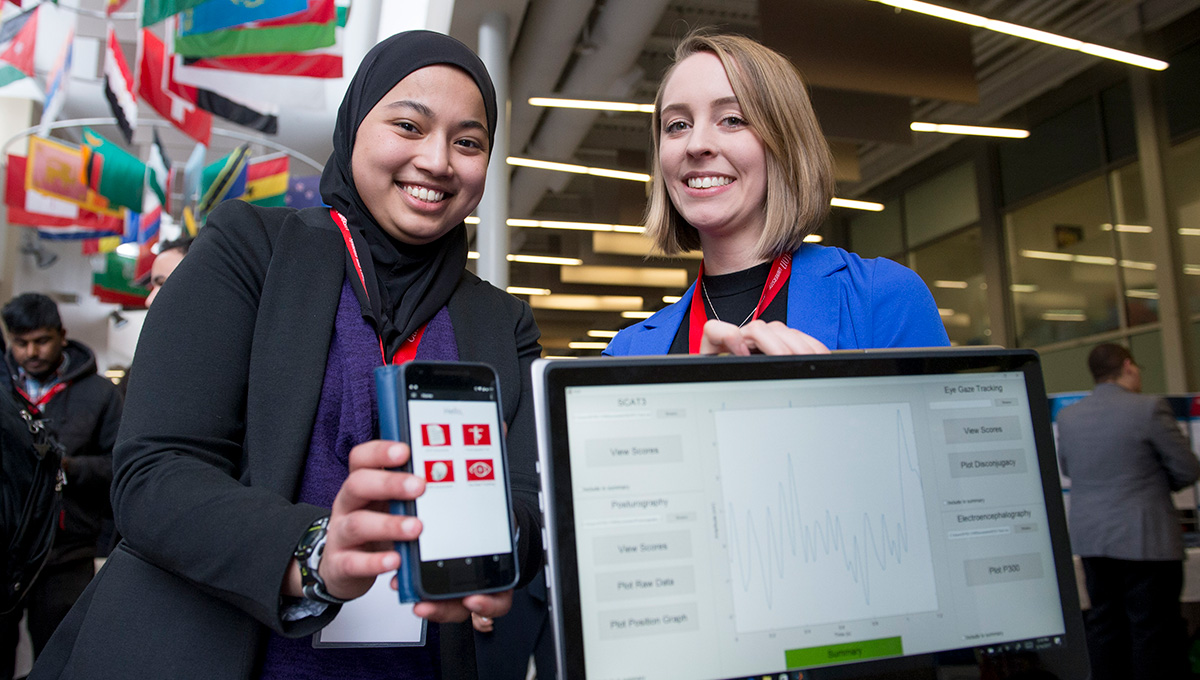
[714,403,938,633]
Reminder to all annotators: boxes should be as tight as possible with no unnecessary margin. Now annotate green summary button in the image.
[786,637,903,668]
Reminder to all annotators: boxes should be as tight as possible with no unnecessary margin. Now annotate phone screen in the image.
[403,364,516,594]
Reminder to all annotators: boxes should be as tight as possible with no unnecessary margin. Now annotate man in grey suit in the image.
[1057,343,1200,680]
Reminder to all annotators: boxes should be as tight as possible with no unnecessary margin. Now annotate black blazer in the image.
[31,202,543,680]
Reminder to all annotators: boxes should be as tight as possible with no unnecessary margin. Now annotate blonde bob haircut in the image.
[644,32,834,258]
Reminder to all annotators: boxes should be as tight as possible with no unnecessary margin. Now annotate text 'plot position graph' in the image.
[714,403,938,633]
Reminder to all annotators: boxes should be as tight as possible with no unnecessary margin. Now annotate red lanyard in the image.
[687,252,792,354]
[13,381,67,414]
[330,209,427,365]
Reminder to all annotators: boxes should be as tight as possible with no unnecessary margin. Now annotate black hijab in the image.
[319,30,498,359]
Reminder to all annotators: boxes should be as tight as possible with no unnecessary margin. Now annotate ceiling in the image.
[34,0,1200,354]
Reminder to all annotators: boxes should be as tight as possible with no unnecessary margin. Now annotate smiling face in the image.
[658,51,769,251]
[351,64,489,245]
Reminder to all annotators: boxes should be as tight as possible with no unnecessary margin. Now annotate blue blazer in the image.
[605,245,950,355]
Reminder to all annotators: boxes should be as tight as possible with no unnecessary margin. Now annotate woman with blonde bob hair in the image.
[606,31,949,356]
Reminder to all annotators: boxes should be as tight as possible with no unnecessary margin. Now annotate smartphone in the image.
[376,361,519,601]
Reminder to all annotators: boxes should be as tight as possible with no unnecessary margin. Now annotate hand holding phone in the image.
[376,361,520,602]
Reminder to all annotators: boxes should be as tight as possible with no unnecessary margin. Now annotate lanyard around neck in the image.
[330,209,427,365]
[687,252,792,354]
[13,381,67,414]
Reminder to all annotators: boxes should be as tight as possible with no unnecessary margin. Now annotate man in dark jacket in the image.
[0,293,122,679]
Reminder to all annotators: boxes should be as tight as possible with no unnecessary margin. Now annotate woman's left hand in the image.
[699,319,830,356]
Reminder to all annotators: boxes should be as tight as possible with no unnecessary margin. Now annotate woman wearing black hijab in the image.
[29,31,541,680]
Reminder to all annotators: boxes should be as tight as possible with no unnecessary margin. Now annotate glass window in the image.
[1165,40,1200,139]
[847,199,902,259]
[1005,176,1121,347]
[1107,163,1160,327]
[1100,82,1136,163]
[999,99,1104,206]
[1166,135,1200,316]
[908,227,988,346]
[1129,330,1166,395]
[1039,343,1096,395]
[904,162,980,248]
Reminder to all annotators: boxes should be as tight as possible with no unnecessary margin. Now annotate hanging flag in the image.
[37,225,123,241]
[106,0,133,17]
[82,236,123,255]
[134,205,162,280]
[0,6,39,99]
[285,174,324,209]
[179,0,308,35]
[193,89,278,134]
[103,27,137,144]
[142,0,210,28]
[181,141,205,207]
[172,54,327,109]
[80,127,147,212]
[146,130,172,212]
[182,204,197,236]
[26,136,121,216]
[6,154,124,231]
[92,250,148,305]
[38,28,73,136]
[179,0,346,77]
[241,155,288,207]
[138,28,212,144]
[173,0,335,58]
[197,144,249,217]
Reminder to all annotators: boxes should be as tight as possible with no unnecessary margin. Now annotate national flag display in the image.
[193,89,278,134]
[147,130,172,211]
[138,29,212,144]
[462,424,491,447]
[39,29,73,135]
[465,460,495,482]
[134,205,161,280]
[181,142,205,206]
[106,0,132,17]
[421,424,450,447]
[80,127,146,212]
[103,27,137,143]
[173,0,336,58]
[241,155,288,206]
[286,174,323,208]
[26,136,120,216]
[92,250,148,306]
[6,154,123,232]
[179,0,308,36]
[197,144,249,217]
[0,7,38,97]
[423,460,454,483]
[142,0,210,28]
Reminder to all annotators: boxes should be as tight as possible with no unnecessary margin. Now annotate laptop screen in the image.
[534,350,1088,680]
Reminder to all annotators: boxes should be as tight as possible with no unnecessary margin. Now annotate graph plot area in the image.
[714,403,938,633]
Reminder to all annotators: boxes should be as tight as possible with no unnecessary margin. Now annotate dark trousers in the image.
[0,558,94,680]
[1081,556,1188,680]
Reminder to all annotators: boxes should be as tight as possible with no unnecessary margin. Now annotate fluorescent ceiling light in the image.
[831,198,884,211]
[1010,284,1039,293]
[1185,265,1200,275]
[593,232,703,259]
[1073,254,1117,266]
[1180,228,1200,236]
[1125,289,1159,300]
[561,265,689,288]
[869,0,1168,70]
[468,251,583,265]
[508,156,651,183]
[1020,249,1155,270]
[1019,249,1074,262]
[934,280,969,289]
[543,355,579,360]
[116,242,140,257]
[1041,310,1087,322]
[937,308,955,317]
[804,234,823,243]
[587,330,619,338]
[663,295,682,304]
[1120,260,1157,271]
[506,286,552,296]
[568,341,609,350]
[529,96,656,113]
[465,215,643,233]
[621,311,654,319]
[911,122,1029,138]
[1101,223,1153,233]
[530,294,644,311]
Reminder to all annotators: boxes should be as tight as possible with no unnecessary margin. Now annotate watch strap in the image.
[294,516,350,605]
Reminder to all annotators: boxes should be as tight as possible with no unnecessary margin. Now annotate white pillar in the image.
[476,11,509,289]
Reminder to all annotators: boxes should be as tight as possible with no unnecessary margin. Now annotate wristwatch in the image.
[293,516,349,604]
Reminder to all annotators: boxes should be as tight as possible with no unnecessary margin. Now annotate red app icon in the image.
[466,459,495,481]
[462,423,491,446]
[424,460,454,483]
[421,423,450,447]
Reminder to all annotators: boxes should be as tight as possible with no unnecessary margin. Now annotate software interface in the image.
[562,372,1065,680]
